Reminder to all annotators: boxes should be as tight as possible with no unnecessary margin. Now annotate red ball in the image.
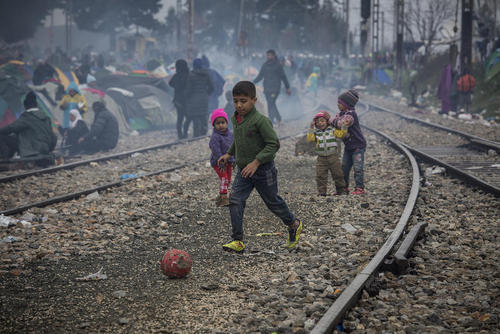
[160,249,192,278]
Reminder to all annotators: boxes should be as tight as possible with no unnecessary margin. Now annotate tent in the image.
[372,68,392,85]
[81,87,132,135]
[0,60,32,127]
[485,48,500,82]
[53,66,79,89]
[94,72,170,93]
[106,84,175,131]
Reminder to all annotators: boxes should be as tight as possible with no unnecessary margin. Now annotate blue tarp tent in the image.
[372,68,392,85]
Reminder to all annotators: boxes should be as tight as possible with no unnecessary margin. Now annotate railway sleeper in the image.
[379,222,428,276]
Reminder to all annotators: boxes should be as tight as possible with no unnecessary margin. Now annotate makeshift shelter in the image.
[106,84,175,131]
[94,72,170,94]
[0,60,33,127]
[485,48,500,82]
[372,68,392,85]
[53,66,79,89]
[81,87,132,135]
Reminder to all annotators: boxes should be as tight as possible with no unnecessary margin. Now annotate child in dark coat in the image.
[209,109,234,206]
[332,89,367,194]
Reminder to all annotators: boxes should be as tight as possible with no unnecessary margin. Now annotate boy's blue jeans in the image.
[229,162,296,241]
[342,148,365,189]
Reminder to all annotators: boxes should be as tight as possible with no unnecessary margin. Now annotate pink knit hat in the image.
[313,111,331,121]
[210,108,228,125]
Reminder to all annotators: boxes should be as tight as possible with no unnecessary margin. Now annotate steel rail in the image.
[312,110,421,333]
[0,159,206,216]
[400,142,500,196]
[366,102,500,152]
[0,135,208,184]
[0,132,304,217]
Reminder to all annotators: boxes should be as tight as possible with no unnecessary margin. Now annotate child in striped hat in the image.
[306,110,347,196]
[332,89,367,195]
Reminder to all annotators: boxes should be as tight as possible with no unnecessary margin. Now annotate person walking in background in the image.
[201,55,225,117]
[437,64,452,114]
[332,90,367,195]
[253,49,291,125]
[78,101,118,154]
[184,58,214,137]
[307,111,346,196]
[209,109,234,207]
[217,81,302,253]
[169,59,189,139]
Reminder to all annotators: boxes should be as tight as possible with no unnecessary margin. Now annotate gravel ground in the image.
[0,132,412,333]
[0,120,306,212]
[342,167,499,334]
[0,129,179,178]
[1,89,498,333]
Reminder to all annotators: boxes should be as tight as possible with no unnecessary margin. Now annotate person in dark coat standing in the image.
[253,49,291,125]
[78,101,119,154]
[0,91,57,159]
[168,59,189,139]
[184,58,214,137]
[201,55,225,116]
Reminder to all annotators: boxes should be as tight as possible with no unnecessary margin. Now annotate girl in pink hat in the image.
[209,109,234,206]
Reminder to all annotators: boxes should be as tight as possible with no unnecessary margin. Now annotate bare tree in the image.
[404,0,454,56]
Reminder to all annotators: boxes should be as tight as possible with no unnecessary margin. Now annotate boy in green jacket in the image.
[217,81,302,252]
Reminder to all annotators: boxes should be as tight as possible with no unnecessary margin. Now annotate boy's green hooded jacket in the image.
[227,107,279,168]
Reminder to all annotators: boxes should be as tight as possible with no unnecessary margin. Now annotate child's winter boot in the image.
[218,194,229,207]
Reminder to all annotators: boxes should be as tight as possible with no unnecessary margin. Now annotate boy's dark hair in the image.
[232,81,256,98]
[266,49,276,56]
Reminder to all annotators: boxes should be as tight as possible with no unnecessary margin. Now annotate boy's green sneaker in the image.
[222,240,245,253]
[286,220,303,249]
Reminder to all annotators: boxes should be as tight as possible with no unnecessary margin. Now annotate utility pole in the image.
[237,0,245,57]
[381,11,384,50]
[460,0,473,74]
[360,0,371,56]
[344,0,350,57]
[49,10,54,54]
[176,0,182,49]
[395,0,404,88]
[188,0,194,61]
[371,0,380,53]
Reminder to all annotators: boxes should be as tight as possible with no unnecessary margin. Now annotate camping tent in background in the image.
[485,48,500,82]
[128,84,175,128]
[372,68,393,85]
[94,72,170,94]
[0,96,16,127]
[0,60,33,127]
[53,66,79,89]
[0,60,33,83]
[106,84,175,132]
[106,87,148,131]
[81,88,132,135]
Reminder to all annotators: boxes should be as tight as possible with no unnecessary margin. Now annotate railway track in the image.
[0,136,207,184]
[311,101,499,332]
[1,98,497,332]
[0,121,306,215]
[0,107,418,332]
[362,103,500,196]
